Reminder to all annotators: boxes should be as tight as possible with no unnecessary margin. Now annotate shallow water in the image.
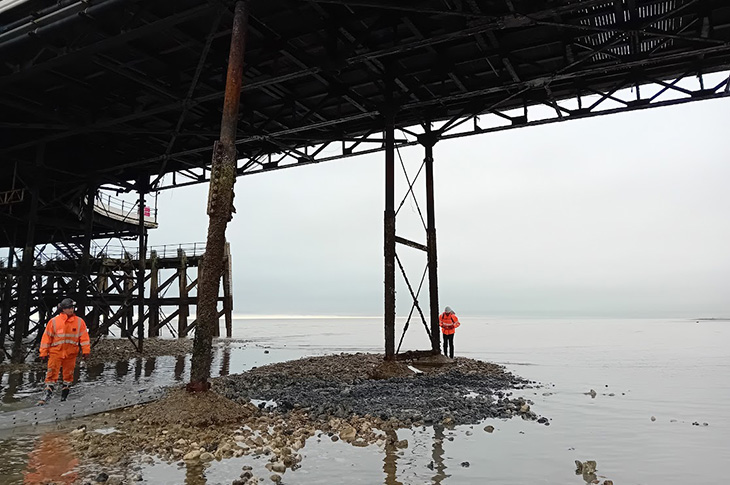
[0,316,728,484]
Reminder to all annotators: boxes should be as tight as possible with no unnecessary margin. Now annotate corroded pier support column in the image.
[190,0,249,391]
[383,108,396,361]
[136,183,147,352]
[422,131,441,354]
[222,242,233,338]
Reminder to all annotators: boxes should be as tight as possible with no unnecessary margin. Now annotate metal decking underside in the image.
[1,0,730,246]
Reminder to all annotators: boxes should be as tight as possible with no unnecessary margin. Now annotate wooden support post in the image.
[122,259,134,338]
[223,242,233,338]
[0,251,9,359]
[149,250,159,337]
[97,264,109,336]
[178,248,189,338]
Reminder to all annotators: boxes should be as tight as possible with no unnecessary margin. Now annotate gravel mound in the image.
[217,353,541,425]
[127,387,257,427]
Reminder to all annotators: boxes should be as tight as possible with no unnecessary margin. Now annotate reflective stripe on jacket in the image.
[439,312,460,335]
[39,314,90,358]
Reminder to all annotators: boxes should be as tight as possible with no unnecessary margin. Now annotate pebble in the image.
[483,425,495,433]
[94,472,109,483]
[183,450,201,461]
[460,461,470,467]
[270,474,281,483]
[217,354,536,426]
[651,416,656,422]
[105,476,124,485]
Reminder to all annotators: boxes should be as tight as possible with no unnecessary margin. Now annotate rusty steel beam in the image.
[422,130,440,354]
[384,100,396,361]
[189,0,250,392]
[136,182,147,353]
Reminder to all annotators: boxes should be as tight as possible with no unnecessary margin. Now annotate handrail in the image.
[32,242,207,263]
[93,193,158,228]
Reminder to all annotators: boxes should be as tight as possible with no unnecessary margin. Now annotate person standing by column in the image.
[37,298,90,405]
[439,306,461,359]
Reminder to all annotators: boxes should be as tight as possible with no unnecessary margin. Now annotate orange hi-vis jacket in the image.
[39,314,90,359]
[439,312,460,335]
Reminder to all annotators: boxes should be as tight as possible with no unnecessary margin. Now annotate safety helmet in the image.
[58,298,76,311]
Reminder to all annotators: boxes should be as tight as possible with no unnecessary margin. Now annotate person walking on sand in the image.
[38,298,90,405]
[439,306,461,359]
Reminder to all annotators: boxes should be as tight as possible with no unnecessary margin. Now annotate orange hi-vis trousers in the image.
[45,355,77,387]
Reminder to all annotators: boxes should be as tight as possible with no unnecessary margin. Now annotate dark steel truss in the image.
[154,67,730,190]
[1,0,729,200]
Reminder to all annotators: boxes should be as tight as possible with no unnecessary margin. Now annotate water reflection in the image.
[144,357,156,378]
[114,360,129,379]
[3,372,23,404]
[134,357,143,380]
[219,347,231,377]
[383,429,403,485]
[174,355,186,381]
[430,425,449,484]
[86,362,105,381]
[184,462,207,485]
[0,434,35,484]
[22,433,78,484]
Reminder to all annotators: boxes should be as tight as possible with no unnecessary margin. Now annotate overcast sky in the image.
[149,93,730,319]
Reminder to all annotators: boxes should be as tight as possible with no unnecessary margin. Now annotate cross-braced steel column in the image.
[189,0,249,391]
[384,108,396,361]
[422,131,440,354]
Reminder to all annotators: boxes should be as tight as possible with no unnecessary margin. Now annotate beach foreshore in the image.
[56,352,546,484]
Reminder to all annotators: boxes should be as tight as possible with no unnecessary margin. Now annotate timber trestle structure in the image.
[0,242,233,363]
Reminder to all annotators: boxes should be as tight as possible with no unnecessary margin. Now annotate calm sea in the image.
[1,316,728,484]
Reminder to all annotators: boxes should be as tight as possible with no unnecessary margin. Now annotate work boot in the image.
[37,385,54,405]
[61,386,70,401]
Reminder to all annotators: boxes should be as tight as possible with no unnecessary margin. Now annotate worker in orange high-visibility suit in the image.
[38,298,90,405]
[439,306,461,359]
